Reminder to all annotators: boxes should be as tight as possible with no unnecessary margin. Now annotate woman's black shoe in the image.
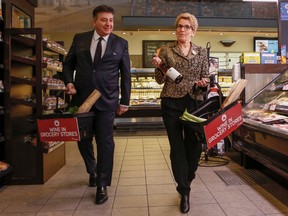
[180,195,190,213]
[95,186,108,204]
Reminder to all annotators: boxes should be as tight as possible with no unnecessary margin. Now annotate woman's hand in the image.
[195,78,209,87]
[151,54,162,68]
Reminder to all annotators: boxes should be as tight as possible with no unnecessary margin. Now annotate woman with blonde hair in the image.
[152,13,209,213]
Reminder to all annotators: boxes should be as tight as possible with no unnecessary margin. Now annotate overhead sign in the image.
[37,118,80,142]
[280,2,288,21]
[204,102,243,149]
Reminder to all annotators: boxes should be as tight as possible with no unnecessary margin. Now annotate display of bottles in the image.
[159,63,183,84]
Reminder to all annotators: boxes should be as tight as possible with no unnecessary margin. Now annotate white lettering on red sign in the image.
[37,118,80,141]
[203,103,243,149]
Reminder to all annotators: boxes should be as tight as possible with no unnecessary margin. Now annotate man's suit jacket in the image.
[63,30,131,111]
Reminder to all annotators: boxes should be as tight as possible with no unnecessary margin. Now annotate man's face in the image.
[93,12,114,36]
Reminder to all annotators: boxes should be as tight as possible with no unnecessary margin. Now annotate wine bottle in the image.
[159,62,183,84]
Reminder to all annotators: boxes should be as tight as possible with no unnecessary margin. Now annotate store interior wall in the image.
[35,0,278,69]
[45,30,272,69]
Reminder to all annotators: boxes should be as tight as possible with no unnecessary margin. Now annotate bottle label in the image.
[207,92,219,99]
[166,67,181,81]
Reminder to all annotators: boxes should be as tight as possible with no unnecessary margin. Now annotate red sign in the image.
[37,118,80,142]
[204,102,243,149]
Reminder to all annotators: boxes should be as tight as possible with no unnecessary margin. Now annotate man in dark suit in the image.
[63,5,131,205]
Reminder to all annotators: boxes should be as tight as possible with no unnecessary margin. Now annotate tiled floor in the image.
[0,135,288,216]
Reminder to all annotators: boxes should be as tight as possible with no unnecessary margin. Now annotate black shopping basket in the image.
[181,86,243,166]
[182,99,243,148]
[37,112,95,142]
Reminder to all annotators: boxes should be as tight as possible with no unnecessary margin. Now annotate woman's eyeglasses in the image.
[177,24,192,31]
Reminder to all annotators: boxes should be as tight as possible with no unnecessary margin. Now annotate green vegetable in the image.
[180,109,206,123]
[68,106,79,114]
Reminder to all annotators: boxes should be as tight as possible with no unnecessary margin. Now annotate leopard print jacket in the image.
[155,41,209,100]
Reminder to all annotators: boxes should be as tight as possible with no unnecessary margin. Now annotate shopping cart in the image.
[181,84,243,166]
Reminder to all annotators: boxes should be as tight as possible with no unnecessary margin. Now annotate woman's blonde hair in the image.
[175,13,198,31]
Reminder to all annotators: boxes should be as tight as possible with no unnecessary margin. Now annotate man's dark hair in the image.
[93,5,115,18]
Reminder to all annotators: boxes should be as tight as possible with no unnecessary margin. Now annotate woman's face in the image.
[176,18,195,43]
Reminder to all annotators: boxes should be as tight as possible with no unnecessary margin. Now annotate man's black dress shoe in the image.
[89,174,97,187]
[180,195,190,213]
[95,186,108,204]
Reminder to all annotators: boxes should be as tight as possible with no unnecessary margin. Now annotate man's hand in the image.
[66,83,77,95]
[117,105,128,115]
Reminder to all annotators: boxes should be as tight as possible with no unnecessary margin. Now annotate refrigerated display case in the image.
[114,68,164,131]
[232,69,288,183]
[240,64,288,103]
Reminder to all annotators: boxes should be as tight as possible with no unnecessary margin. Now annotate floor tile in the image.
[3,198,47,213]
[146,175,174,185]
[119,170,145,178]
[145,169,172,177]
[36,210,74,216]
[0,135,287,216]
[73,208,112,216]
[188,203,226,216]
[113,195,148,208]
[118,177,146,186]
[40,198,81,211]
[116,185,147,196]
[212,190,250,203]
[147,184,176,195]
[111,207,148,216]
[149,206,183,216]
[219,201,264,216]
[190,191,217,205]
[148,194,179,207]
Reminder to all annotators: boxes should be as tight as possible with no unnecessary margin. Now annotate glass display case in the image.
[242,70,288,135]
[130,68,162,107]
[114,68,164,131]
[232,69,288,184]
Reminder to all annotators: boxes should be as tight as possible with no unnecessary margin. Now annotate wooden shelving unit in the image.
[4,28,66,184]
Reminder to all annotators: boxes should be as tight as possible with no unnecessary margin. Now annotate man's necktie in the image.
[94,37,103,66]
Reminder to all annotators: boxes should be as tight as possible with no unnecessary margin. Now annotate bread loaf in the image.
[77,89,101,113]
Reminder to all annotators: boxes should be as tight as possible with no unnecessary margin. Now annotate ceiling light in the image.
[243,0,277,2]
[220,40,236,47]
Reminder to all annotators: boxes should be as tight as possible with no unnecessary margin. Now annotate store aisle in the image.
[0,135,288,216]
